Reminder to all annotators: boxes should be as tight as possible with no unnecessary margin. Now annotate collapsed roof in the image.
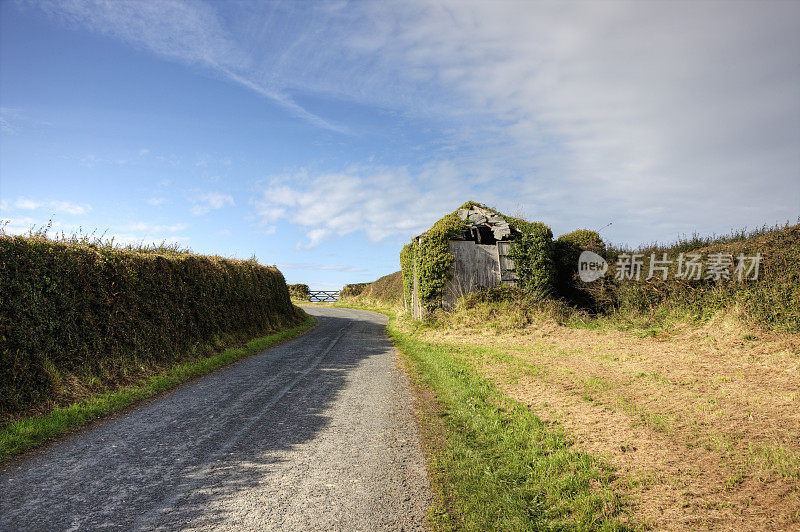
[455,205,514,244]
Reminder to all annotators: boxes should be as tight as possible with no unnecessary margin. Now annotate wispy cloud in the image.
[102,221,191,247]
[12,198,91,215]
[0,216,87,237]
[34,0,345,132]
[191,191,234,215]
[23,1,800,246]
[0,107,51,134]
[105,233,191,248]
[0,116,15,134]
[0,216,38,235]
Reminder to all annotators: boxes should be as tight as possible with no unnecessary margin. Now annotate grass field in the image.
[417,306,800,529]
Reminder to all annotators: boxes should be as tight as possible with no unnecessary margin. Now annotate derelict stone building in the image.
[408,205,519,319]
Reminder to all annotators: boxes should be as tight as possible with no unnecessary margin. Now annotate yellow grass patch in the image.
[418,319,800,530]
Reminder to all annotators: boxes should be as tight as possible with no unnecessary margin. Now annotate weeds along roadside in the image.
[0,312,316,461]
[333,302,635,530]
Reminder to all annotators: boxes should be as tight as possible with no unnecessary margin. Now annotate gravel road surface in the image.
[0,307,431,531]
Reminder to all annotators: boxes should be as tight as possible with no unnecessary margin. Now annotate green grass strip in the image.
[0,313,317,461]
[385,314,632,531]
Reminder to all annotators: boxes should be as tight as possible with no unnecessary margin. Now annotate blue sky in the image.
[2,0,799,290]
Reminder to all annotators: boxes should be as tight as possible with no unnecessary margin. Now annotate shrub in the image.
[288,283,310,300]
[340,283,368,298]
[553,229,606,308]
[558,229,605,251]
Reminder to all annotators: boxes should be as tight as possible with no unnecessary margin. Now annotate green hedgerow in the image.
[0,234,303,420]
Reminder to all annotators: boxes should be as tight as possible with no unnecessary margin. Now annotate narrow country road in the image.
[0,307,431,531]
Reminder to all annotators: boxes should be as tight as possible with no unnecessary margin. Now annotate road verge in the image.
[0,312,317,461]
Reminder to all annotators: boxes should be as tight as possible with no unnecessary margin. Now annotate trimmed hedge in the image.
[0,235,303,419]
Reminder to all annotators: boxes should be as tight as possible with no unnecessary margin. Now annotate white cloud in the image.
[191,191,234,215]
[255,1,799,244]
[0,116,14,134]
[0,217,84,236]
[12,198,91,215]
[147,197,167,206]
[0,107,50,134]
[106,233,190,248]
[254,161,504,247]
[12,199,39,210]
[105,220,191,248]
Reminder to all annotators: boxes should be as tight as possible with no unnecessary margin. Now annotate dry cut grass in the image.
[417,313,800,530]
